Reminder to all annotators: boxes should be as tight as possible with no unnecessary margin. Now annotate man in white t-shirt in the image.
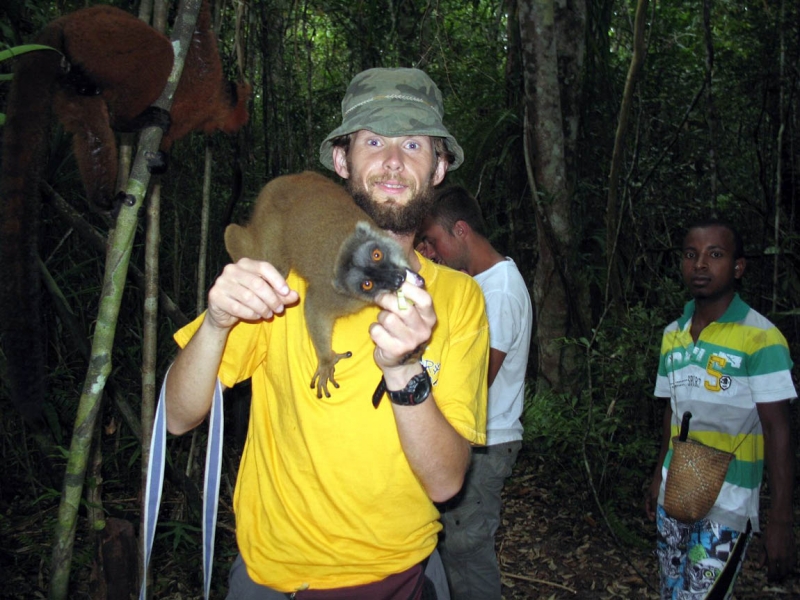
[420,185,533,600]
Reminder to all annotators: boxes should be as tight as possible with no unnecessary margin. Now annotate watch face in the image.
[388,370,431,406]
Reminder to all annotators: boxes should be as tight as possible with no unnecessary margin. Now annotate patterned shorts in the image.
[656,505,752,600]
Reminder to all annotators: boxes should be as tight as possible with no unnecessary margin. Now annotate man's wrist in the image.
[201,311,234,333]
[381,363,424,391]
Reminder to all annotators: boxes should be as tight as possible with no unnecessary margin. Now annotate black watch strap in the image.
[372,368,432,409]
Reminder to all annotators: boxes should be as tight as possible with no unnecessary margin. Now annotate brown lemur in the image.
[224,171,417,399]
[0,1,251,426]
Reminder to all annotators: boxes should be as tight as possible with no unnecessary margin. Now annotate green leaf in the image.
[0,44,61,63]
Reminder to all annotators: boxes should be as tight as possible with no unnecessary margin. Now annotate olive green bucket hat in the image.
[319,67,464,171]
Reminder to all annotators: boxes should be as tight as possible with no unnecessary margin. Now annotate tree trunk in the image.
[702,0,719,212]
[504,0,532,267]
[197,144,213,314]
[259,0,289,179]
[140,2,167,597]
[518,0,586,394]
[605,0,648,308]
[772,0,786,313]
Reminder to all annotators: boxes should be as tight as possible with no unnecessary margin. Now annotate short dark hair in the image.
[428,185,488,237]
[686,218,744,259]
[432,137,456,166]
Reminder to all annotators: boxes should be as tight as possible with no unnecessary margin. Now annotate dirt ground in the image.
[3,443,798,599]
[497,447,800,599]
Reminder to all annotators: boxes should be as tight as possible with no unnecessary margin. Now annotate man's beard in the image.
[346,169,436,235]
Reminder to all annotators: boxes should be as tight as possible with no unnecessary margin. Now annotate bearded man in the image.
[164,68,489,600]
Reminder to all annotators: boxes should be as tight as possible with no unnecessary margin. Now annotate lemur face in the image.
[335,222,409,301]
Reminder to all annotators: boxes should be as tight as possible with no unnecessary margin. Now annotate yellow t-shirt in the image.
[174,254,488,592]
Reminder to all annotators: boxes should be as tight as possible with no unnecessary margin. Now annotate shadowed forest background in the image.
[0,0,798,598]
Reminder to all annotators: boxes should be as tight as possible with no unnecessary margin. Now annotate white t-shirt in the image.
[474,258,533,445]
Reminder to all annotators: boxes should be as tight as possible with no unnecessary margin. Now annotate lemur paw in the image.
[310,351,353,398]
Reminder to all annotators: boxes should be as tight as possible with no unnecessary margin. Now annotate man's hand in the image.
[370,276,435,387]
[166,258,298,435]
[206,258,299,330]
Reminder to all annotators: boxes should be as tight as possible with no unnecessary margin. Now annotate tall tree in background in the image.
[502,0,534,282]
[518,0,587,394]
[605,0,648,307]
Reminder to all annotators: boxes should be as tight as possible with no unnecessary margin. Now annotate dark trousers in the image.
[437,441,520,600]
[226,550,449,600]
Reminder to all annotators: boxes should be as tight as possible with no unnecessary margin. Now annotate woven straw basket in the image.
[663,437,734,523]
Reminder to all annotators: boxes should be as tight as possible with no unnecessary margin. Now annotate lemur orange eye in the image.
[361,280,374,291]
[371,248,383,262]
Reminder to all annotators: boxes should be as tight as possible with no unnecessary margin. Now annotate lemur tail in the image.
[0,25,65,427]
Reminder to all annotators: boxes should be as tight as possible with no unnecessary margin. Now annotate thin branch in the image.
[501,571,577,594]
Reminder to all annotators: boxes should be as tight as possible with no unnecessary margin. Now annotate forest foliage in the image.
[0,0,798,596]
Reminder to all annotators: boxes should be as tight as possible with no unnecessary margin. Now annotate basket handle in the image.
[679,411,692,441]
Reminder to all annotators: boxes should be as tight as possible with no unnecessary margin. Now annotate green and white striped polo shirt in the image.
[654,294,796,532]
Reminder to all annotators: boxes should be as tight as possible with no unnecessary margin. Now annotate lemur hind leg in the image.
[304,291,353,399]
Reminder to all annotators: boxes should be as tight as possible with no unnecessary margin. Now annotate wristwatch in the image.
[372,368,432,408]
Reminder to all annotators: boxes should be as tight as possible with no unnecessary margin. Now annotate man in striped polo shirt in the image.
[645,219,796,599]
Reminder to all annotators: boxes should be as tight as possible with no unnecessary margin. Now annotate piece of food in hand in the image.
[397,289,409,310]
[397,270,424,310]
